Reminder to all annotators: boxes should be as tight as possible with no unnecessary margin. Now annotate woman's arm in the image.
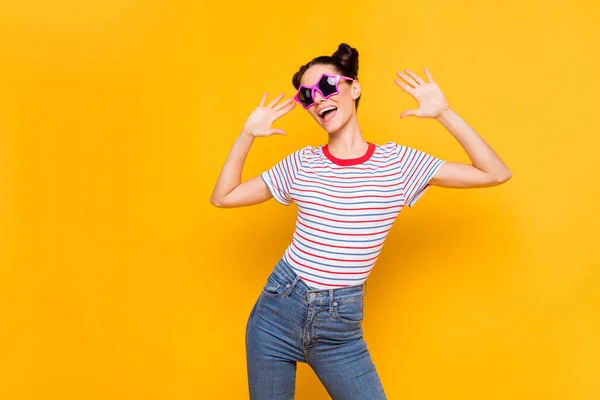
[430,107,511,188]
[210,132,272,208]
[209,93,297,208]
[395,68,511,189]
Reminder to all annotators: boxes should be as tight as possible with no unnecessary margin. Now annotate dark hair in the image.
[292,43,361,110]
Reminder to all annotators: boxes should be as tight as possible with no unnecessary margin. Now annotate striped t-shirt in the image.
[261,141,445,290]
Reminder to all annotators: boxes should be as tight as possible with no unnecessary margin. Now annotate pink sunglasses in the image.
[294,73,355,109]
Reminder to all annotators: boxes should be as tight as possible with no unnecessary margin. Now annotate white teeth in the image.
[319,106,337,117]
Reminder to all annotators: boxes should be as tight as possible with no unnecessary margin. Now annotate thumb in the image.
[400,109,418,118]
[267,128,286,136]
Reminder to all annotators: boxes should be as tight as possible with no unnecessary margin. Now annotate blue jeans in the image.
[245,258,387,399]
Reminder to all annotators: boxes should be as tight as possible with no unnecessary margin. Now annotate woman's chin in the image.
[320,115,345,133]
[323,125,339,134]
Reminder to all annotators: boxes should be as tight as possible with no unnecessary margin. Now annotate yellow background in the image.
[1,0,599,399]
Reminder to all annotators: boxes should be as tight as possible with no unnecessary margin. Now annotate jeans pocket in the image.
[261,272,292,298]
[332,296,364,324]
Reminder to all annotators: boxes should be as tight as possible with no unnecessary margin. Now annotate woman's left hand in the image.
[394,68,449,119]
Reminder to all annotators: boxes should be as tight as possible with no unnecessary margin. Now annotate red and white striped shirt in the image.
[261,141,445,290]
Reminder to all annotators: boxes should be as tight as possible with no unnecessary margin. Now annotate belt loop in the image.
[364,281,368,295]
[329,289,334,313]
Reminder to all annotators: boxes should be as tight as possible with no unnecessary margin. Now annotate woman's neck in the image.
[326,113,368,158]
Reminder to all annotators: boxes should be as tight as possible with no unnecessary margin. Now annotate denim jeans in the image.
[245,258,387,399]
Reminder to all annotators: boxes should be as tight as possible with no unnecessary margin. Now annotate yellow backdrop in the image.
[1,0,599,399]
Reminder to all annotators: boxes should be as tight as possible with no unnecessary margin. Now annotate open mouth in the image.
[318,106,338,122]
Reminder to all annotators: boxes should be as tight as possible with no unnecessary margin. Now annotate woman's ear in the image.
[351,81,361,100]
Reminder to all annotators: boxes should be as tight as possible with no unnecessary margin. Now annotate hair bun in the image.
[332,43,359,78]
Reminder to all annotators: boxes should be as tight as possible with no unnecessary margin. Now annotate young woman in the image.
[210,43,511,399]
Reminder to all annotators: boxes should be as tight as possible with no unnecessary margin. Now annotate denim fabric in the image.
[245,258,387,399]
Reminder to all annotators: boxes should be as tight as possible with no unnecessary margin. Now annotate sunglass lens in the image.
[297,87,313,107]
[318,75,338,97]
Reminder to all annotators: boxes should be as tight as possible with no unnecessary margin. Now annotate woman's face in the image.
[299,64,360,133]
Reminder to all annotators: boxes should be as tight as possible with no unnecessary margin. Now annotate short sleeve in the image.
[396,144,446,207]
[260,149,303,206]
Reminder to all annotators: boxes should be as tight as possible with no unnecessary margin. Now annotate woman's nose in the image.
[312,90,325,104]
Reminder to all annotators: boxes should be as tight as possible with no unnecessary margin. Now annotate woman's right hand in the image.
[242,93,297,138]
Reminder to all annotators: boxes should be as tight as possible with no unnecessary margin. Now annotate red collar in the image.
[322,142,376,166]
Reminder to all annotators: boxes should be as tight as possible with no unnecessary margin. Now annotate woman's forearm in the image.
[435,108,511,181]
[210,131,255,204]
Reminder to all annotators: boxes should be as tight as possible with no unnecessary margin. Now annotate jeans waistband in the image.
[272,258,368,304]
